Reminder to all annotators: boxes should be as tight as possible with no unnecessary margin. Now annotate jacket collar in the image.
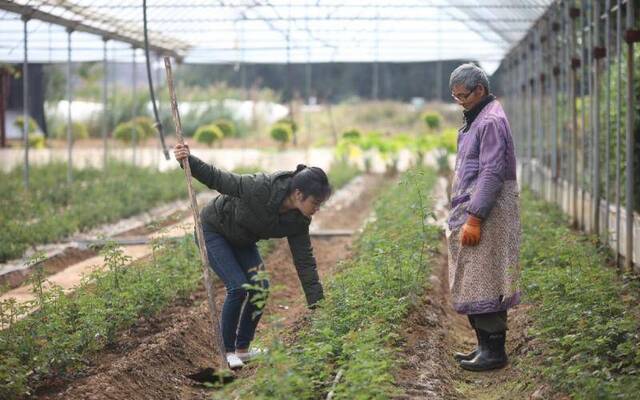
[462,94,495,132]
[267,171,294,213]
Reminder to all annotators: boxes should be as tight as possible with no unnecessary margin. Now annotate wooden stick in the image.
[163,57,227,369]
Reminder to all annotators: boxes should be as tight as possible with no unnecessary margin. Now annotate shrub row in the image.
[335,128,456,174]
[0,159,364,397]
[520,191,640,398]
[0,162,196,262]
[217,167,440,399]
[0,237,201,398]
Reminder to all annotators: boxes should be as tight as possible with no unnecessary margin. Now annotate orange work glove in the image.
[460,215,482,246]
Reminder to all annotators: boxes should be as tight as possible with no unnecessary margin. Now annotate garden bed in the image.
[216,167,440,399]
[0,162,200,263]
[0,171,384,399]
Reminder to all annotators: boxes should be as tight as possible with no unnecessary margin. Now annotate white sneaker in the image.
[226,352,244,369]
[235,348,267,362]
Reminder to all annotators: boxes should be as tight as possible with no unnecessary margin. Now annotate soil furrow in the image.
[37,174,385,399]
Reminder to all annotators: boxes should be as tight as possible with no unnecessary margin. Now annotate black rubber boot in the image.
[459,330,508,371]
[453,328,481,362]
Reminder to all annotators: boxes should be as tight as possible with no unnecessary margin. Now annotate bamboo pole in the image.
[163,56,228,369]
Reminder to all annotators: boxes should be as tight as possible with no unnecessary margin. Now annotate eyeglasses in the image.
[451,86,478,102]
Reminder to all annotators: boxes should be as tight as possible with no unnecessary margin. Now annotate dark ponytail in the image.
[291,164,332,201]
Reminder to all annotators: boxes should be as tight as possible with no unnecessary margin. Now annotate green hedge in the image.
[520,191,640,398]
[217,167,440,399]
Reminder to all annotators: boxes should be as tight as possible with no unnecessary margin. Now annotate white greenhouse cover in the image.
[0,0,553,73]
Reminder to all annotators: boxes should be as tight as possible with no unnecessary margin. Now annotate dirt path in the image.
[393,241,547,400]
[36,174,387,400]
[393,178,555,400]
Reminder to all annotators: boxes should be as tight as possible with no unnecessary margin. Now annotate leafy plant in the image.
[0,232,278,398]
[335,129,363,162]
[0,162,198,262]
[0,237,203,398]
[214,118,236,138]
[437,128,458,154]
[276,117,298,133]
[341,128,361,140]
[194,124,224,147]
[327,159,360,190]
[132,116,156,140]
[422,111,442,131]
[13,116,46,148]
[270,123,293,147]
[519,191,640,398]
[54,121,89,142]
[13,115,40,134]
[113,121,144,144]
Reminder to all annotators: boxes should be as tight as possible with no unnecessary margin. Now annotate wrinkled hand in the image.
[173,143,190,162]
[460,215,482,246]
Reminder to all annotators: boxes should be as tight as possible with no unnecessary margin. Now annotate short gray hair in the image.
[449,63,490,93]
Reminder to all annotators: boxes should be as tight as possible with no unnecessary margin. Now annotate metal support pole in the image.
[240,32,247,101]
[305,60,311,105]
[304,49,312,143]
[435,60,443,101]
[537,26,546,198]
[102,38,108,170]
[551,10,560,205]
[517,54,523,162]
[22,16,29,189]
[373,4,380,100]
[524,48,528,168]
[131,47,137,166]
[580,0,588,230]
[372,62,379,100]
[561,1,571,212]
[528,38,535,188]
[570,4,579,226]
[66,28,73,184]
[155,53,163,159]
[520,52,527,168]
[624,0,637,271]
[0,66,6,149]
[615,0,623,268]
[510,57,517,144]
[593,0,602,237]
[286,2,296,145]
[604,0,612,245]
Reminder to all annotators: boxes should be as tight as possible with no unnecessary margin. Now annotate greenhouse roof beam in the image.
[0,0,188,59]
[86,4,548,10]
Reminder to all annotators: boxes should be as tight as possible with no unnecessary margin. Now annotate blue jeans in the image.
[203,229,268,352]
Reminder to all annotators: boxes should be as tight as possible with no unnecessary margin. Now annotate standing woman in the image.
[446,63,521,371]
[174,143,331,369]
